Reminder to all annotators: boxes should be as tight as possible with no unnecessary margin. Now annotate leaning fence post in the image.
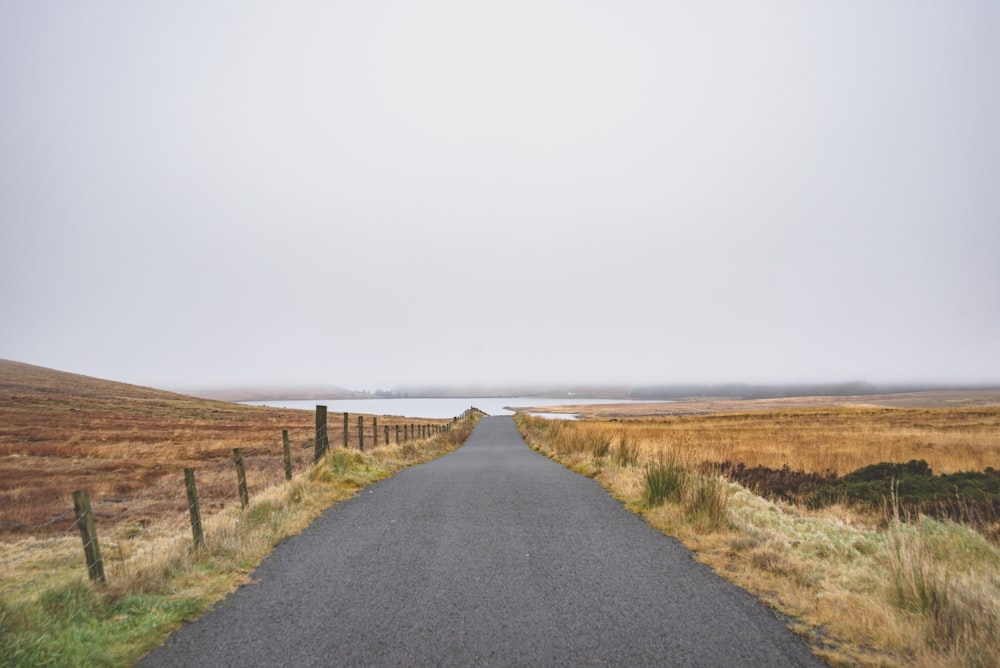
[282,429,292,481]
[72,489,105,584]
[315,405,328,462]
[233,448,249,510]
[343,412,349,448]
[358,415,365,452]
[184,468,205,548]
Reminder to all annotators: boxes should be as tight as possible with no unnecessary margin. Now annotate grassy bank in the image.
[515,413,1000,667]
[0,414,481,667]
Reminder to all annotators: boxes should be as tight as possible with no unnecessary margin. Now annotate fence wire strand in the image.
[4,415,462,584]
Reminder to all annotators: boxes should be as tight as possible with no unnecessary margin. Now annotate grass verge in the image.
[0,414,481,667]
[515,414,1000,667]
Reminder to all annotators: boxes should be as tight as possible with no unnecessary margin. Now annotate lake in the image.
[240,396,656,420]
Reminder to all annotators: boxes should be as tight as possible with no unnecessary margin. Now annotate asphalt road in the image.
[139,416,823,667]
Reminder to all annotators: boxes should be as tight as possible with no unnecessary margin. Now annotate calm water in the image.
[240,396,657,420]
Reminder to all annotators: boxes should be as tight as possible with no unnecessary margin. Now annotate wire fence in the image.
[1,408,488,586]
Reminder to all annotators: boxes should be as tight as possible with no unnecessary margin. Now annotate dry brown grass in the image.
[516,408,1000,667]
[522,389,1000,420]
[1,407,481,667]
[0,360,450,540]
[530,406,1000,476]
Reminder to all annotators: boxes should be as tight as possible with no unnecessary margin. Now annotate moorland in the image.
[0,359,448,539]
[514,393,1000,667]
[0,358,473,666]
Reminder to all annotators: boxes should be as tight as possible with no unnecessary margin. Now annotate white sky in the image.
[2,1,998,390]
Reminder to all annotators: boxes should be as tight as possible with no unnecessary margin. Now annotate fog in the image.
[2,2,998,391]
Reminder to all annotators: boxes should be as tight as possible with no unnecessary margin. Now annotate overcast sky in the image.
[2,1,998,392]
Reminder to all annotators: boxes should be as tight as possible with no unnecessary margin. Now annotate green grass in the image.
[0,580,204,667]
[0,415,480,667]
[643,458,685,507]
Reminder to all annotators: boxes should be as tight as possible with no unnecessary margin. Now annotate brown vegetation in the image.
[524,404,1000,476]
[521,388,1000,420]
[515,406,1000,667]
[0,360,449,540]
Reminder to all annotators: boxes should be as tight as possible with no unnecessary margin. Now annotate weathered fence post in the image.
[315,405,328,462]
[373,416,379,447]
[358,415,365,452]
[72,489,105,584]
[184,468,205,548]
[282,429,292,481]
[385,424,390,445]
[233,448,249,510]
[343,413,349,448]
[395,424,400,444]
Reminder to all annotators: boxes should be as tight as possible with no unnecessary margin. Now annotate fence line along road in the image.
[138,416,823,667]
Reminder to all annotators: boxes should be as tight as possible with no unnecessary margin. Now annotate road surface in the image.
[140,416,823,666]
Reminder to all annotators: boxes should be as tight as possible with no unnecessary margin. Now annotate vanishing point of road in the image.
[140,416,823,667]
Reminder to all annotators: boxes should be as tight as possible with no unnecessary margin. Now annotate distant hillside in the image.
[0,358,193,401]
[627,382,1000,400]
[187,386,370,402]
[387,384,632,399]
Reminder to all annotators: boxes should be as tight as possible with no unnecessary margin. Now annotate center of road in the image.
[140,416,822,667]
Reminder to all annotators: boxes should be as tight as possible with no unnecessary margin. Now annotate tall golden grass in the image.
[516,410,1000,668]
[539,406,1000,475]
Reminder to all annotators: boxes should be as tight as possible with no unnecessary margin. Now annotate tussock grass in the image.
[884,519,1000,666]
[614,432,640,467]
[644,458,685,507]
[0,415,480,667]
[515,413,1000,667]
[533,406,1000,475]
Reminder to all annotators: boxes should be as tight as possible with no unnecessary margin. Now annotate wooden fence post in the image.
[315,405,328,462]
[358,415,365,452]
[385,424,390,445]
[184,468,205,548]
[373,416,378,447]
[282,429,292,481]
[395,424,400,444]
[343,412,349,448]
[72,489,105,584]
[233,448,249,510]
